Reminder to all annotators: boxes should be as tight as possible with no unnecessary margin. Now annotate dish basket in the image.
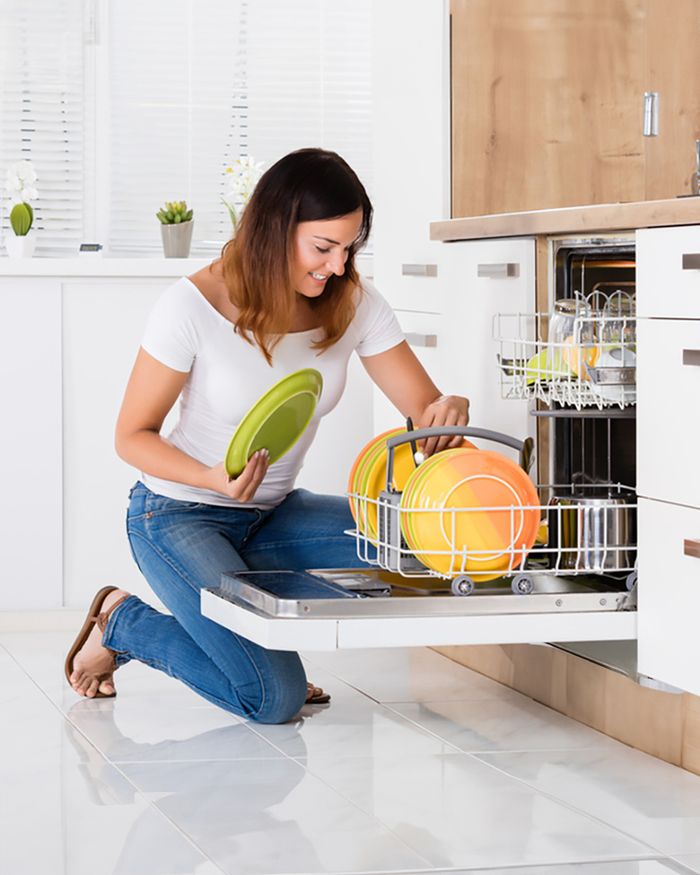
[493,290,637,410]
[346,427,638,596]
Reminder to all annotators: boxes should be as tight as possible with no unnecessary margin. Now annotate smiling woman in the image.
[63,147,470,724]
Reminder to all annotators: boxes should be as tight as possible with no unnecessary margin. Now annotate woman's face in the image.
[291,209,364,298]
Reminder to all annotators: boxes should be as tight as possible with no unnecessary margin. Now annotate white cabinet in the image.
[637,318,700,508]
[0,280,62,609]
[371,0,449,316]
[636,225,700,696]
[637,498,700,696]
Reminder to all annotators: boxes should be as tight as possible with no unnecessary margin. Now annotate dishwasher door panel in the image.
[201,570,637,651]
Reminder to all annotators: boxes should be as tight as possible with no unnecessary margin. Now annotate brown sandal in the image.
[306,682,331,705]
[64,586,129,699]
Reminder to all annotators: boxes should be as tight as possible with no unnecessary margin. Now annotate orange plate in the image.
[400,448,540,580]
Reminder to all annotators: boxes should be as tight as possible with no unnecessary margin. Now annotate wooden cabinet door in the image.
[644,0,700,199]
[451,0,647,216]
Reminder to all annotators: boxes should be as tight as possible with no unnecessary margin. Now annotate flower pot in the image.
[160,220,193,258]
[5,232,36,259]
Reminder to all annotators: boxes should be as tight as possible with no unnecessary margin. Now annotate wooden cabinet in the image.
[451,0,700,217]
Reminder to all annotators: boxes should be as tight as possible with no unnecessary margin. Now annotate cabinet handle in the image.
[401,263,437,277]
[643,91,659,137]
[477,262,519,279]
[405,332,437,348]
[682,253,700,270]
[684,539,700,559]
[683,349,700,367]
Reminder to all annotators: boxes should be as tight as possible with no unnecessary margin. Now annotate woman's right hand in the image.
[201,450,270,501]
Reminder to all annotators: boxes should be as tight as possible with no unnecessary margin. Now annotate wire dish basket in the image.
[493,290,637,410]
[346,428,638,597]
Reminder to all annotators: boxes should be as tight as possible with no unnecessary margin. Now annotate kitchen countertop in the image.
[430,196,700,242]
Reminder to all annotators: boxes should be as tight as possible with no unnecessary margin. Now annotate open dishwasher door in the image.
[201,568,636,651]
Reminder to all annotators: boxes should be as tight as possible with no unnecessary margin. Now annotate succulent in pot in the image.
[157,200,194,257]
[5,159,38,258]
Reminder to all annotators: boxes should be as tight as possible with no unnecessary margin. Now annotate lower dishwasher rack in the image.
[201,568,637,651]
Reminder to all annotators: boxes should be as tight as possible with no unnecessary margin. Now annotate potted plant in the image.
[5,160,38,258]
[157,200,193,257]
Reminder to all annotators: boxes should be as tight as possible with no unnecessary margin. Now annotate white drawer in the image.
[637,318,700,508]
[637,497,700,697]
[637,226,700,319]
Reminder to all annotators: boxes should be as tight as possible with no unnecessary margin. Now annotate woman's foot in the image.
[306,682,331,705]
[68,588,129,698]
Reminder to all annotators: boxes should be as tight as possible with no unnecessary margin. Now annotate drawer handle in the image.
[477,262,519,279]
[682,253,700,270]
[401,263,437,277]
[684,539,700,559]
[405,332,437,348]
[683,349,700,367]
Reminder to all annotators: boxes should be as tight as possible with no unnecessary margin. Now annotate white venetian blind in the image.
[107,0,372,255]
[0,0,86,255]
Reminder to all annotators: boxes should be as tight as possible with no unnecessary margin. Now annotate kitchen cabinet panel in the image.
[451,0,700,217]
[0,279,62,609]
[637,226,700,319]
[451,0,646,217]
[438,238,533,442]
[637,318,700,508]
[637,497,700,697]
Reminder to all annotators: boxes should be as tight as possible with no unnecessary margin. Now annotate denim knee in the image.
[246,665,308,725]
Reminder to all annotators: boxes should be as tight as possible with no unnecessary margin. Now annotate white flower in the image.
[5,160,39,204]
[222,156,264,229]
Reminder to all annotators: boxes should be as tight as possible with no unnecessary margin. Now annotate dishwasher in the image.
[201,237,640,651]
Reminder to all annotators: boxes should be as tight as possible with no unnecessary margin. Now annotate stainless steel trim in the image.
[405,332,437,348]
[477,262,519,279]
[682,349,700,367]
[684,538,700,559]
[213,571,633,620]
[401,263,438,277]
[682,253,700,270]
[643,91,659,136]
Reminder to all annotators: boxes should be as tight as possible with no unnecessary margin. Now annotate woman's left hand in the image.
[417,394,470,457]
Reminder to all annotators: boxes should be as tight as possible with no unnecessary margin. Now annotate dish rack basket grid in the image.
[493,296,637,411]
[344,427,638,596]
[347,485,637,583]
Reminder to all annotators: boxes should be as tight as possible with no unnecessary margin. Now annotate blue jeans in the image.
[102,482,367,724]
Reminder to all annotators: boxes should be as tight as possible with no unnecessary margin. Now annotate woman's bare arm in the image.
[360,341,470,456]
[115,348,268,500]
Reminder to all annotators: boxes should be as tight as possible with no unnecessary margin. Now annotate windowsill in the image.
[0,253,373,278]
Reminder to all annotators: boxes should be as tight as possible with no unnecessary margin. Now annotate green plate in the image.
[224,368,323,477]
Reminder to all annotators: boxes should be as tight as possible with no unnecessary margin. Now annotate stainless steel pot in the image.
[547,491,636,571]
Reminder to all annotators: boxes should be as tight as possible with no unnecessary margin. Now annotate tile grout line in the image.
[470,751,673,861]
[0,646,227,873]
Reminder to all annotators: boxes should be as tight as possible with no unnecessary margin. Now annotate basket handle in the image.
[384,426,534,488]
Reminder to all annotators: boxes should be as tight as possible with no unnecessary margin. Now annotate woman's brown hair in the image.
[220,148,372,365]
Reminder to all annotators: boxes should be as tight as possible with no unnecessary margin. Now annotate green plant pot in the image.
[160,220,193,257]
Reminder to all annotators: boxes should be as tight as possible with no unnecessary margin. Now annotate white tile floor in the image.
[2,625,700,875]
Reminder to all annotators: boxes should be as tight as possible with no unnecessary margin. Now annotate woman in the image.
[64,148,469,724]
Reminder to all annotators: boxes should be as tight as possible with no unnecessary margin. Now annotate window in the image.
[0,0,86,255]
[0,1,372,258]
[106,0,372,255]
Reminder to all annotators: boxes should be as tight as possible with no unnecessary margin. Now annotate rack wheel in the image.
[511,573,534,595]
[451,575,475,596]
[625,570,638,592]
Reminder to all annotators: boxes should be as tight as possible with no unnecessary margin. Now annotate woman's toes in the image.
[98,679,115,696]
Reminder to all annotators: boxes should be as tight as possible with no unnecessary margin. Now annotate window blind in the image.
[107,0,372,256]
[0,0,85,255]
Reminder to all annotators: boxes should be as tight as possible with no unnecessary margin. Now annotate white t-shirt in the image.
[140,276,404,508]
